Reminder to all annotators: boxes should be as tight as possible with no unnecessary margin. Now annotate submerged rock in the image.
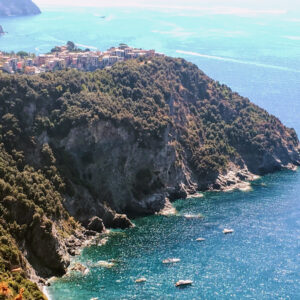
[96,260,115,268]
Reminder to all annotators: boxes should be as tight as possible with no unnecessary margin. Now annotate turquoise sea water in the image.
[48,171,300,299]
[1,5,300,299]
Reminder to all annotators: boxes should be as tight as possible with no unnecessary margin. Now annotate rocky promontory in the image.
[0,0,41,17]
[0,55,299,297]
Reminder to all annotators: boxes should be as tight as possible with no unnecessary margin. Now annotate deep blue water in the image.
[1,5,300,299]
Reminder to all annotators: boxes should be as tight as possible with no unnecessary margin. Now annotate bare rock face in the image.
[57,120,194,225]
[27,218,70,277]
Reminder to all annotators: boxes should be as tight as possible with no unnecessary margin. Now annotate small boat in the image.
[223,228,234,234]
[184,214,203,219]
[196,237,205,242]
[162,258,181,264]
[135,277,147,283]
[175,280,193,287]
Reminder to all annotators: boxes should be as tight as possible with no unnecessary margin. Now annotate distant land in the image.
[0,0,41,17]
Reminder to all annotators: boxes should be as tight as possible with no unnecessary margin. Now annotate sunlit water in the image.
[1,6,300,299]
[48,171,300,299]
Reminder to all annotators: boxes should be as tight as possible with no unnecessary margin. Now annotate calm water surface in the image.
[1,6,300,299]
[48,171,300,299]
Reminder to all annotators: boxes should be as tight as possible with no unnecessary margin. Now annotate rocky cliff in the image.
[0,56,299,297]
[0,0,40,17]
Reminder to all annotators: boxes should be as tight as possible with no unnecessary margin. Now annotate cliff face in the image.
[0,56,299,296]
[0,0,41,17]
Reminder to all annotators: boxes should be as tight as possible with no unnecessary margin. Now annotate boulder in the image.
[87,216,105,233]
[111,214,133,229]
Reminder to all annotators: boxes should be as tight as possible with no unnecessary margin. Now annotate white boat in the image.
[162,258,181,264]
[135,277,147,283]
[175,280,193,287]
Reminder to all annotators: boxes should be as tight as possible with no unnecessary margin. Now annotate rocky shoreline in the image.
[42,164,298,284]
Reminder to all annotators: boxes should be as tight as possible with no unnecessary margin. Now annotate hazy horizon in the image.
[34,0,300,12]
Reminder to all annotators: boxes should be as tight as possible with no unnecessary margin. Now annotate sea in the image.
[1,4,300,299]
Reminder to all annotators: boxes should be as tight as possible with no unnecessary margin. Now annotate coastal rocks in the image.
[87,216,105,233]
[70,263,89,275]
[111,214,134,229]
[186,192,204,199]
[158,198,177,216]
[167,184,188,201]
[213,166,257,192]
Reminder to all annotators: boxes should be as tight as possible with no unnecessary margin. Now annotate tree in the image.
[16,51,29,58]
[67,41,75,51]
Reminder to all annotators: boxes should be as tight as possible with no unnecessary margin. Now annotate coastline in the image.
[43,165,299,300]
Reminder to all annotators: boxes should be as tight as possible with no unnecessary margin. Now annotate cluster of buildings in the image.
[0,44,161,75]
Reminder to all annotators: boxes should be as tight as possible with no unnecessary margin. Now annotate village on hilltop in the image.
[0,42,162,75]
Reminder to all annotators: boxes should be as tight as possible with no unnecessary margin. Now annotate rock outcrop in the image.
[87,216,105,233]
[0,0,41,17]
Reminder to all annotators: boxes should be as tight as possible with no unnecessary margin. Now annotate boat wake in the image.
[176,50,300,73]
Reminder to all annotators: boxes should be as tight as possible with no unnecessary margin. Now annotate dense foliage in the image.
[1,56,297,175]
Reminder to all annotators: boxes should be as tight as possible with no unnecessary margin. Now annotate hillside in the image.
[0,56,299,297]
[0,0,40,17]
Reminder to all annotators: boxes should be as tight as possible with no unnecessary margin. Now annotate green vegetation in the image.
[0,55,298,297]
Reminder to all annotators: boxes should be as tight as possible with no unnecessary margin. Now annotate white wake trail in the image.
[176,50,300,73]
